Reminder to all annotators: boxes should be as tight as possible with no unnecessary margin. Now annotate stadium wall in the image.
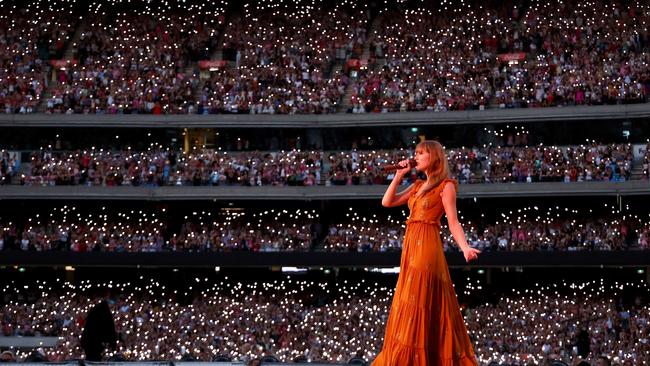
[1,251,649,268]
[0,104,648,128]
[1,181,649,200]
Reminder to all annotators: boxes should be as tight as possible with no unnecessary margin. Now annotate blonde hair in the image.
[415,140,450,192]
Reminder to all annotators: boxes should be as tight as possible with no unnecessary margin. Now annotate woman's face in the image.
[414,148,432,171]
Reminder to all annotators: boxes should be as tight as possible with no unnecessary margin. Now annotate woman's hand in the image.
[395,159,412,177]
[462,246,481,262]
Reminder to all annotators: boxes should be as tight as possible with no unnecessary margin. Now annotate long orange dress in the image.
[373,178,478,366]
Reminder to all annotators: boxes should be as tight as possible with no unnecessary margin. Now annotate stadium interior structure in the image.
[1,0,650,365]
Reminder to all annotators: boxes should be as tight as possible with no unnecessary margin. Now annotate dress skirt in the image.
[372,219,478,366]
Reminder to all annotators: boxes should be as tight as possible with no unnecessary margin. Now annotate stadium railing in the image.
[1,251,649,268]
[1,181,649,200]
[0,104,648,128]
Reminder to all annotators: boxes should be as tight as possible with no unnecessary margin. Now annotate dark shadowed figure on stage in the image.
[81,300,117,361]
[373,140,481,366]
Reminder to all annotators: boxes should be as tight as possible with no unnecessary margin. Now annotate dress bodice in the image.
[407,178,457,226]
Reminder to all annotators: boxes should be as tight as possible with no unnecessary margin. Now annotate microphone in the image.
[383,159,416,172]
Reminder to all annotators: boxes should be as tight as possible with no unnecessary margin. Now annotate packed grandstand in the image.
[0,0,648,115]
[0,203,648,252]
[5,142,638,186]
[0,274,648,364]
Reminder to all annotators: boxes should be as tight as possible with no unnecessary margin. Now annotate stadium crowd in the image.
[196,1,368,114]
[324,205,647,252]
[24,148,323,187]
[642,142,650,180]
[0,150,19,185]
[325,143,633,185]
[1,0,648,114]
[44,1,227,114]
[0,0,79,114]
[352,0,650,112]
[0,278,647,365]
[0,205,647,253]
[0,208,315,253]
[20,142,633,186]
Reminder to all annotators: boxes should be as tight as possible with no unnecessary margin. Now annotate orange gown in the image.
[373,178,478,366]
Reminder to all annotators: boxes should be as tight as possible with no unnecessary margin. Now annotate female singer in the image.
[372,140,481,366]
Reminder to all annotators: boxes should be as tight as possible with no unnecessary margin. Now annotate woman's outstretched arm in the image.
[441,181,481,262]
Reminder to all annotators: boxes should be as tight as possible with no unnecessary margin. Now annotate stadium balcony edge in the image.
[1,251,649,268]
[0,181,649,201]
[0,104,648,128]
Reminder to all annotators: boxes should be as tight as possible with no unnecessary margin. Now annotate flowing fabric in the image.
[373,179,478,366]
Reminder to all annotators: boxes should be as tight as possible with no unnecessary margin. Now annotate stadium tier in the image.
[0,203,649,253]
[0,270,648,364]
[8,144,636,186]
[0,0,647,115]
